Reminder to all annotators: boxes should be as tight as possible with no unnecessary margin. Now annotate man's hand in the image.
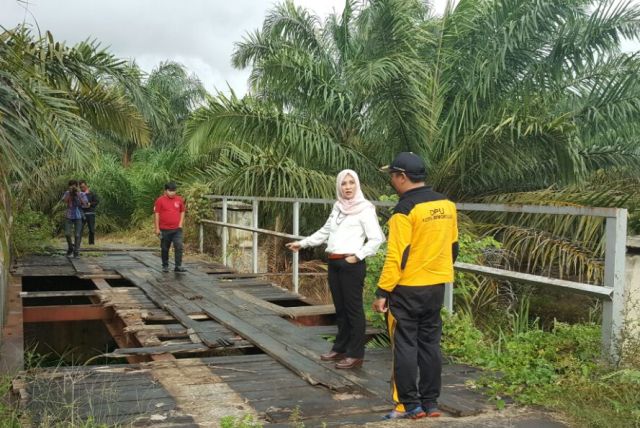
[155,229,161,237]
[372,297,387,313]
[345,255,359,264]
[285,242,302,252]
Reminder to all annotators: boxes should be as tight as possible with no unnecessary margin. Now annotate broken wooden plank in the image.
[69,257,104,275]
[163,304,232,347]
[161,280,353,392]
[232,289,335,318]
[109,343,210,356]
[78,273,121,279]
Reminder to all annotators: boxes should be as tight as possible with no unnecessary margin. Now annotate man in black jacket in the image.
[79,180,100,245]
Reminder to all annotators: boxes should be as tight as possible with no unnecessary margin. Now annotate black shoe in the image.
[66,249,74,256]
[162,266,170,273]
[174,266,187,273]
[422,402,441,417]
[72,252,79,258]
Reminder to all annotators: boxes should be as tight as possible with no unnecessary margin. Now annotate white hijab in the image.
[334,169,373,215]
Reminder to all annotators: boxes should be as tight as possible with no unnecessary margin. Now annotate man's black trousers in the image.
[327,258,366,358]
[160,228,183,268]
[81,213,96,245]
[387,284,445,412]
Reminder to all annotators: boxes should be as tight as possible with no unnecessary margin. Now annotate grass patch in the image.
[442,312,640,427]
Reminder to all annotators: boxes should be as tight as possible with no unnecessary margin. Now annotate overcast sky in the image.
[1,0,638,96]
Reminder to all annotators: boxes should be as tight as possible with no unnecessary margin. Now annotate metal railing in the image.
[199,195,628,360]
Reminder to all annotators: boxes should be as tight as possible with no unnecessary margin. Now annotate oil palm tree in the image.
[1,27,150,272]
[186,0,434,197]
[426,0,640,281]
[187,0,640,283]
[145,61,208,149]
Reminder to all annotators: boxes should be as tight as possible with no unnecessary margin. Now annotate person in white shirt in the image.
[286,169,385,369]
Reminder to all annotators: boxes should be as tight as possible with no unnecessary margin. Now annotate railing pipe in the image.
[293,201,300,294]
[222,198,228,266]
[252,200,259,274]
[200,195,628,362]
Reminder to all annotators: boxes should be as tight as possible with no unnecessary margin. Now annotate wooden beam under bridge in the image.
[23,304,113,322]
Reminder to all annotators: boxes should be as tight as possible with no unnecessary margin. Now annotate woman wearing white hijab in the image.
[286,169,385,369]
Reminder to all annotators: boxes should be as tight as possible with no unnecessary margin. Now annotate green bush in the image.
[11,207,54,255]
[363,246,387,330]
[90,157,136,231]
[180,181,213,248]
[442,311,640,427]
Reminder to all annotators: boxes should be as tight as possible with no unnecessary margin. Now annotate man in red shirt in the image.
[154,182,186,272]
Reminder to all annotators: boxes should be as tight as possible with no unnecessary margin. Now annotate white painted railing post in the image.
[252,199,259,274]
[444,282,453,313]
[603,209,628,362]
[222,198,228,266]
[293,201,300,294]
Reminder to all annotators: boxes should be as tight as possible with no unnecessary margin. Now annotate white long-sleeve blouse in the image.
[299,204,385,260]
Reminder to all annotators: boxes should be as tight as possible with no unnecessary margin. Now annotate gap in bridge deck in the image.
[22,276,97,292]
[21,276,122,366]
[289,314,336,326]
[104,277,137,288]
[266,297,311,307]
[24,321,119,366]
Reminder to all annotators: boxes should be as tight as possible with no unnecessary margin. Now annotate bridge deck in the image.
[11,249,492,426]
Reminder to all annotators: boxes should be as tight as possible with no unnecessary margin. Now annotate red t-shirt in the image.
[154,195,186,230]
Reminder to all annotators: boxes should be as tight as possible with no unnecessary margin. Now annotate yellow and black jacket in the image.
[376,186,458,298]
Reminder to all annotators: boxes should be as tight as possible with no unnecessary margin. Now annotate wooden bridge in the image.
[1,247,569,427]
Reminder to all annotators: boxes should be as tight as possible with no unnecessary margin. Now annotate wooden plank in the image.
[121,268,203,314]
[117,268,236,349]
[20,290,98,298]
[287,305,335,317]
[12,266,77,277]
[92,278,112,290]
[201,353,273,365]
[209,287,391,399]
[300,325,383,337]
[13,255,71,266]
[69,257,104,275]
[123,324,187,334]
[162,280,353,392]
[78,273,121,279]
[164,304,232,347]
[109,343,209,356]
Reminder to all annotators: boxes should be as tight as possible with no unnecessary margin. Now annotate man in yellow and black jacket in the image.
[373,152,458,420]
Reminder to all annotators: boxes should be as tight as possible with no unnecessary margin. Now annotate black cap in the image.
[380,152,426,177]
[164,182,177,191]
